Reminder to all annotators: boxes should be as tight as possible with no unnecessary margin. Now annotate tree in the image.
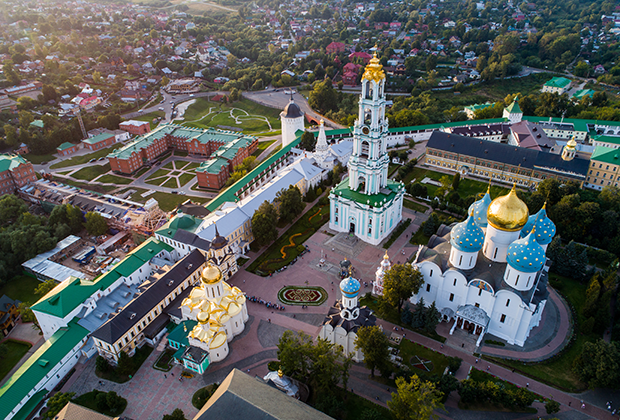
[355,326,390,378]
[573,339,620,388]
[117,351,134,376]
[161,75,169,86]
[300,130,316,152]
[388,375,444,420]
[35,279,57,297]
[452,173,460,191]
[84,211,108,236]
[43,392,75,419]
[162,408,187,420]
[309,79,338,114]
[383,264,424,315]
[106,391,123,413]
[251,201,278,247]
[18,301,38,328]
[275,186,304,224]
[41,84,58,102]
[3,124,17,146]
[545,399,560,415]
[96,355,111,373]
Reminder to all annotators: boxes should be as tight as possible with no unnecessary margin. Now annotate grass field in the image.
[133,111,165,130]
[179,173,195,187]
[97,174,134,185]
[405,167,510,200]
[163,178,178,189]
[399,339,450,380]
[183,162,199,170]
[50,146,117,169]
[145,177,166,186]
[146,169,169,180]
[252,139,276,157]
[23,153,56,164]
[0,340,32,381]
[0,275,41,303]
[73,390,127,416]
[71,163,111,181]
[60,179,118,193]
[163,161,174,170]
[183,98,281,134]
[149,192,209,212]
[403,199,429,213]
[134,167,150,178]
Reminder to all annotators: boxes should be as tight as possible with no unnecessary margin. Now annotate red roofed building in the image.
[342,63,361,86]
[326,42,347,54]
[348,51,372,64]
[119,120,151,135]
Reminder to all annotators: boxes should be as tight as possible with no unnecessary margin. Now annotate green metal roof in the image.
[0,154,29,172]
[205,136,300,212]
[331,177,403,208]
[156,214,203,239]
[56,142,76,151]
[504,100,522,114]
[591,135,620,145]
[464,102,493,112]
[544,77,571,88]
[31,238,172,318]
[11,389,47,420]
[82,132,114,145]
[29,120,44,129]
[167,320,197,348]
[0,319,88,420]
[591,146,620,165]
[571,89,595,100]
[521,116,618,133]
[196,157,229,174]
[387,118,508,133]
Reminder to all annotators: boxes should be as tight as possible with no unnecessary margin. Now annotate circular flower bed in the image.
[277,286,328,306]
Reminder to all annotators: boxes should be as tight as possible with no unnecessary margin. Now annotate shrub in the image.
[448,357,462,374]
[96,356,110,373]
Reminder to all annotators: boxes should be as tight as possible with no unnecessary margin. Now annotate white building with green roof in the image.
[542,77,572,94]
[329,54,405,245]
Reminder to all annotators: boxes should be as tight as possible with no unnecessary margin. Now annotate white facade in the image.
[280,99,305,147]
[329,55,405,246]
[411,187,554,347]
[372,251,391,296]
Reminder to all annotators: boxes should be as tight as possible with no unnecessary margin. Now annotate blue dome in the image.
[506,230,546,273]
[520,205,556,245]
[468,189,492,228]
[340,276,360,298]
[450,213,484,252]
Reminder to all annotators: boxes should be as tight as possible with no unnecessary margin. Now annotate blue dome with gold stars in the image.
[340,276,360,298]
[506,230,545,273]
[468,187,492,228]
[520,204,556,246]
[450,212,485,253]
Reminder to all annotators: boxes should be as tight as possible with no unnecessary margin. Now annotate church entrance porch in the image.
[349,222,355,233]
[449,304,490,347]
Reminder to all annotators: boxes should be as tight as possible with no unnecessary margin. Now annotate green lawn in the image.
[149,192,209,212]
[146,168,170,181]
[0,275,41,303]
[252,139,276,157]
[0,340,32,381]
[405,167,510,200]
[183,98,282,134]
[134,167,151,178]
[247,202,330,275]
[145,177,167,186]
[60,179,117,193]
[403,199,429,213]
[163,161,175,170]
[182,162,199,171]
[410,227,431,246]
[50,146,118,169]
[162,178,178,189]
[133,111,165,130]
[174,150,188,157]
[399,339,450,380]
[178,173,195,187]
[97,174,134,185]
[23,153,56,164]
[73,390,127,416]
[71,163,111,181]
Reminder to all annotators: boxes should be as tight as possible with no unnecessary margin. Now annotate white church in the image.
[329,53,405,245]
[410,185,555,347]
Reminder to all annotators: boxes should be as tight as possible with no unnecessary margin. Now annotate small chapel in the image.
[319,271,377,362]
[411,184,555,347]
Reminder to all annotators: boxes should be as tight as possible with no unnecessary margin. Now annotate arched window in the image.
[364,109,372,125]
[367,85,373,100]
[357,176,366,193]
[360,141,370,159]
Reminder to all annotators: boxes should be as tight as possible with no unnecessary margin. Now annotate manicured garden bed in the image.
[95,346,153,383]
[153,349,175,371]
[277,286,328,306]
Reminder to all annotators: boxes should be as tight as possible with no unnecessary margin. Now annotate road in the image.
[122,90,225,123]
[243,89,346,129]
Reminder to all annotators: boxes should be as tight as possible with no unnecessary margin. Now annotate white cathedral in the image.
[329,53,405,245]
[410,185,555,347]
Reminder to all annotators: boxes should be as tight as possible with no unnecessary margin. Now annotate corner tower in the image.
[280,98,305,147]
[329,51,405,245]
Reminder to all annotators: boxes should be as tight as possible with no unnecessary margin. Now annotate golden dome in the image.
[383,250,389,260]
[567,136,577,148]
[486,185,529,232]
[201,260,222,284]
[197,311,210,324]
[361,51,385,83]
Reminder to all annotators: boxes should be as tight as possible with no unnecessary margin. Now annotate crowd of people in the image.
[247,295,286,311]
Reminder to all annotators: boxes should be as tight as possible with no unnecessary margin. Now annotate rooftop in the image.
[331,177,403,208]
[591,146,620,165]
[544,77,571,89]
[0,154,30,172]
[83,132,115,145]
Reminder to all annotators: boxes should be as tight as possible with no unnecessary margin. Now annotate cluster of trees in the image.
[308,79,358,126]
[225,156,257,187]
[382,263,425,316]
[401,298,441,334]
[458,378,536,410]
[573,339,620,389]
[251,186,304,247]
